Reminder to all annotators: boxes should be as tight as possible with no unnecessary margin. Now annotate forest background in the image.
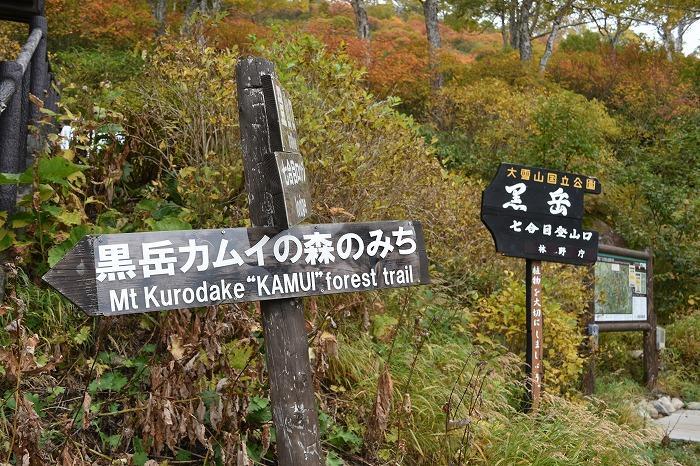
[0,0,699,464]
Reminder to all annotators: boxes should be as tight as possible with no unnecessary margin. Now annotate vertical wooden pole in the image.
[0,61,23,214]
[582,264,596,395]
[524,259,543,412]
[236,57,323,466]
[643,249,658,390]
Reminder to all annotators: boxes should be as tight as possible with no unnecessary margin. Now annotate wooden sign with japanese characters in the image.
[42,221,429,316]
[480,162,601,412]
[261,73,311,226]
[481,163,601,265]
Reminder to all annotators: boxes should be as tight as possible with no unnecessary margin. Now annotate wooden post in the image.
[582,264,596,395]
[236,57,323,465]
[524,259,543,412]
[0,61,23,214]
[643,248,657,390]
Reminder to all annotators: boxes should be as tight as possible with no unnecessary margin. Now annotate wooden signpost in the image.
[43,57,430,465]
[481,162,601,411]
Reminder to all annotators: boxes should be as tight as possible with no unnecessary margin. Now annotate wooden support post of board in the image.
[643,248,658,390]
[582,264,596,395]
[524,259,543,412]
[236,57,323,465]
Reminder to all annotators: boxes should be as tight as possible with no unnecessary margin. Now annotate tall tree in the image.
[539,0,575,72]
[640,0,700,59]
[349,0,371,40]
[581,0,641,47]
[150,0,167,36]
[420,0,443,89]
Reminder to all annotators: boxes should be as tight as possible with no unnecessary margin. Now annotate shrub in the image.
[434,78,620,185]
[470,267,589,395]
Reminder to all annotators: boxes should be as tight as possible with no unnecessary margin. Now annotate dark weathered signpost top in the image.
[0,0,44,22]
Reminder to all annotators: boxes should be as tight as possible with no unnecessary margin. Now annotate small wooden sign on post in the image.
[43,57,431,465]
[481,162,601,411]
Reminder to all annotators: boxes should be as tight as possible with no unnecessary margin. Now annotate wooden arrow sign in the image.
[43,221,430,316]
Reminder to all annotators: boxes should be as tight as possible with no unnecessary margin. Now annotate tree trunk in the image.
[152,0,166,37]
[350,0,370,40]
[184,0,198,21]
[538,0,572,73]
[660,24,675,61]
[422,0,443,89]
[517,0,533,61]
[500,12,509,49]
[674,19,687,55]
[538,22,559,73]
[509,0,519,50]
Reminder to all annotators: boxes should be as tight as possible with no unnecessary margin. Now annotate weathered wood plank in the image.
[41,222,429,316]
[236,56,323,466]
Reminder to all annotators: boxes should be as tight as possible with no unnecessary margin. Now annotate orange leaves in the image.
[47,0,155,47]
[549,44,698,124]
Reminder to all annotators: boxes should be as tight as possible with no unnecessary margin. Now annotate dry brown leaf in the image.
[402,392,412,415]
[363,364,394,457]
[209,397,223,431]
[81,393,92,429]
[194,420,207,446]
[320,332,338,359]
[261,424,271,458]
[163,400,174,426]
[237,442,250,466]
[328,206,355,219]
[196,400,206,423]
[168,335,185,360]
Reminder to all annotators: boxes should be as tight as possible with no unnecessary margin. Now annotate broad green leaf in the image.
[0,173,20,184]
[146,216,191,231]
[88,371,128,394]
[34,157,88,186]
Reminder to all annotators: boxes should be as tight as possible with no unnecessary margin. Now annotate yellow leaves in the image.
[473,273,587,394]
[168,334,185,361]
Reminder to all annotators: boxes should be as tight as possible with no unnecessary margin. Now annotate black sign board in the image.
[0,0,43,22]
[480,162,601,412]
[481,163,601,266]
[43,220,429,316]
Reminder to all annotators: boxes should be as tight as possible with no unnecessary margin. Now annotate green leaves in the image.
[247,396,272,425]
[0,157,88,187]
[37,157,88,186]
[88,371,128,394]
[48,225,92,267]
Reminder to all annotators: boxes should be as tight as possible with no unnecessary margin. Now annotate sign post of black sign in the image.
[481,163,601,411]
[42,57,430,464]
